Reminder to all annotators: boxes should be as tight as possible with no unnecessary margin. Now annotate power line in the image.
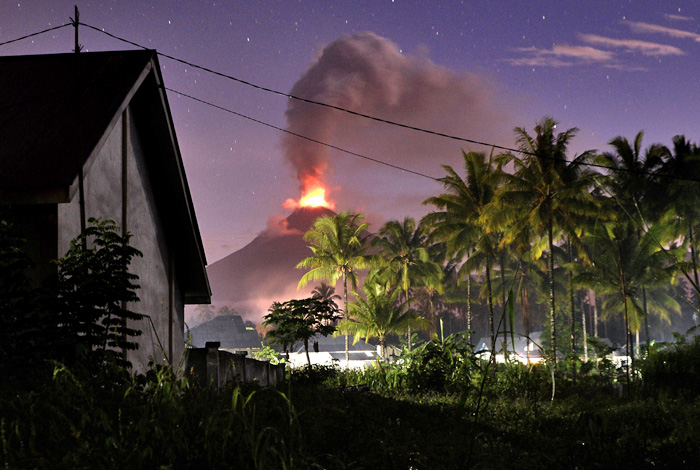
[0,22,433,180]
[79,23,510,148]
[4,22,700,184]
[165,87,440,181]
[0,23,71,48]
[78,22,700,184]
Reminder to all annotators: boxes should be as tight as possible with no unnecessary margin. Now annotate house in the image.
[188,315,261,353]
[475,332,545,364]
[286,334,378,369]
[0,50,210,372]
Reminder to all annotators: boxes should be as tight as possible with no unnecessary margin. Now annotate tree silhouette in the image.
[423,150,500,352]
[263,297,340,366]
[372,217,442,350]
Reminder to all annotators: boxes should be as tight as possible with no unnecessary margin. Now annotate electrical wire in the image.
[165,87,440,181]
[78,23,523,150]
[4,21,700,184]
[0,23,71,48]
[78,22,700,184]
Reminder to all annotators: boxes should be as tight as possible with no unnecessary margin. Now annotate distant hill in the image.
[206,206,336,321]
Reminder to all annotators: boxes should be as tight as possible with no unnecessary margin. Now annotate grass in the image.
[3,343,700,469]
[285,365,700,469]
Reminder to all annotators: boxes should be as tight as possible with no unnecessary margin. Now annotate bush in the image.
[641,335,700,398]
[0,362,312,469]
[490,362,551,400]
[288,363,341,387]
[399,332,477,393]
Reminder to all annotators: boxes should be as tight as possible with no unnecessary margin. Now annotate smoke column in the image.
[283,32,508,196]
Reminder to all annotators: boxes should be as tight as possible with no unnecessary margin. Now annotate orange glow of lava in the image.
[284,185,335,210]
[299,187,332,207]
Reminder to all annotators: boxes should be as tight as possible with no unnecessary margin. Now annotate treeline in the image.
[294,117,700,372]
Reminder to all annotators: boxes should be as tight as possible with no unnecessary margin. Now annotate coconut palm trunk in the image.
[592,290,599,338]
[304,337,311,366]
[547,216,557,368]
[379,335,387,362]
[582,292,588,362]
[522,288,531,363]
[486,257,495,354]
[343,272,349,367]
[690,225,700,311]
[406,292,412,352]
[568,239,577,382]
[617,241,631,387]
[643,287,649,353]
[500,251,507,357]
[466,274,472,343]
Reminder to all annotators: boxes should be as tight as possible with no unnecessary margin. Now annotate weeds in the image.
[3,335,700,468]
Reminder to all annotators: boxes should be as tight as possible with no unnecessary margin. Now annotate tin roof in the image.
[189,315,261,349]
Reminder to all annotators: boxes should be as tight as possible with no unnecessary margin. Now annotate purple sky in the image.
[3,1,699,264]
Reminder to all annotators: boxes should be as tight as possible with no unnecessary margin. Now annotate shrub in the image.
[641,335,700,398]
[52,218,143,370]
[288,363,341,387]
[490,362,551,400]
[402,332,477,393]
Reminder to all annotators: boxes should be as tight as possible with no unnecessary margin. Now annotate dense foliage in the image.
[53,218,143,370]
[5,116,700,468]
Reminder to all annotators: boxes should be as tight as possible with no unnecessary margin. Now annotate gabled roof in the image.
[0,50,210,303]
[0,50,152,195]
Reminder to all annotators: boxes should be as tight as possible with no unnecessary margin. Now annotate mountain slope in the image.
[206,206,336,319]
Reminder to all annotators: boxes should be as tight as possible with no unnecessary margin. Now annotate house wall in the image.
[57,108,184,373]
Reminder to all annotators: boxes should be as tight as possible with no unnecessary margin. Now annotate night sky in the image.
[3,1,699,264]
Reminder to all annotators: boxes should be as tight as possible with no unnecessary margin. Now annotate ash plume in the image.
[283,32,511,191]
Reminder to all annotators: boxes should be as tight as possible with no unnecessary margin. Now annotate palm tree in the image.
[558,145,604,373]
[658,136,700,310]
[489,117,598,367]
[576,221,681,384]
[423,150,501,352]
[192,304,216,327]
[414,262,448,338]
[372,217,442,350]
[311,281,341,304]
[595,131,668,350]
[297,211,376,365]
[595,131,666,235]
[441,258,469,331]
[337,279,431,362]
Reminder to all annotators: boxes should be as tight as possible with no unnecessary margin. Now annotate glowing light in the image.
[283,184,335,210]
[299,187,330,207]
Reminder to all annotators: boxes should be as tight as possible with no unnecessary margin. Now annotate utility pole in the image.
[71,5,86,245]
[71,5,82,53]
